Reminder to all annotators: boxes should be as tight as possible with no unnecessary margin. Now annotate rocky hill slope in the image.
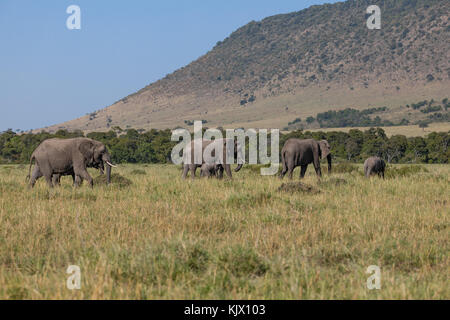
[42,0,450,133]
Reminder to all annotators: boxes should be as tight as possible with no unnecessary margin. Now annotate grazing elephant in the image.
[27,137,116,188]
[182,138,243,179]
[364,156,385,179]
[279,138,331,179]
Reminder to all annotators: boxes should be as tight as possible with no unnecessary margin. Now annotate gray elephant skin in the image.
[364,156,385,179]
[52,164,104,186]
[279,138,331,179]
[200,163,223,178]
[182,138,243,179]
[27,137,116,188]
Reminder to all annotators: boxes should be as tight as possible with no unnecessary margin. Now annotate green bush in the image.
[218,246,269,277]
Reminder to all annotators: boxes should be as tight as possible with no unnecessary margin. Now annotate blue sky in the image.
[0,0,340,131]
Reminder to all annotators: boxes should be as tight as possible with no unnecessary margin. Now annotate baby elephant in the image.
[364,156,386,179]
[200,163,224,178]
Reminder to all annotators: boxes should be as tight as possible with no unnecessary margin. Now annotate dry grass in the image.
[0,163,448,299]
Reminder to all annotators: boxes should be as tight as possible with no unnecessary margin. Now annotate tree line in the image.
[0,127,448,165]
[285,98,450,130]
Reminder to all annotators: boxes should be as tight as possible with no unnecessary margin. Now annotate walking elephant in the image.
[279,138,331,179]
[364,156,385,179]
[182,138,243,179]
[27,137,116,188]
[52,164,104,186]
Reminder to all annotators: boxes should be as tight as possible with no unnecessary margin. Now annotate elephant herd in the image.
[26,137,386,188]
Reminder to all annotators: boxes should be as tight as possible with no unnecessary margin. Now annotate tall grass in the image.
[0,164,448,299]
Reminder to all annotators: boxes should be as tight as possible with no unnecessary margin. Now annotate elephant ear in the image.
[318,140,331,159]
[79,140,95,163]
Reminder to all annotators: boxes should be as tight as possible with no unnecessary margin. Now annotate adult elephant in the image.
[27,137,116,188]
[279,138,331,179]
[364,156,385,179]
[182,138,243,179]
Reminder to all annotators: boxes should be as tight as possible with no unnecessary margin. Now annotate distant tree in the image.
[418,121,429,131]
[384,135,408,163]
[345,138,359,161]
[306,116,315,124]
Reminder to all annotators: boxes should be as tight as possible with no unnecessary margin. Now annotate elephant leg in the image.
[182,165,189,179]
[313,159,322,178]
[224,164,232,179]
[314,165,322,178]
[52,174,61,187]
[279,162,288,179]
[300,165,308,179]
[44,174,54,188]
[76,169,93,188]
[189,164,197,179]
[381,170,385,180]
[287,162,295,180]
[74,175,83,187]
[38,161,54,188]
[216,166,224,179]
[30,166,43,188]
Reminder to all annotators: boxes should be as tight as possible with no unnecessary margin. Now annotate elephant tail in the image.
[26,154,35,181]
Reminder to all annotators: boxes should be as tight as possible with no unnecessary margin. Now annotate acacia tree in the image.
[384,135,408,163]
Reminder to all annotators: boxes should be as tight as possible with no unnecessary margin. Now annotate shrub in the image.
[218,246,269,277]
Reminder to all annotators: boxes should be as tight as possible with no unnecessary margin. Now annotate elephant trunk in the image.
[327,154,332,174]
[102,153,113,184]
[234,142,244,172]
[106,162,111,184]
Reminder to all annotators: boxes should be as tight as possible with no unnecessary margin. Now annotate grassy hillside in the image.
[39,0,450,133]
[0,164,448,299]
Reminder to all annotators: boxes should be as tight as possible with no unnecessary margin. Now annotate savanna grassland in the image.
[0,163,448,299]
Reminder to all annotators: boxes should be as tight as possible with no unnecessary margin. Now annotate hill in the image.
[40,0,450,133]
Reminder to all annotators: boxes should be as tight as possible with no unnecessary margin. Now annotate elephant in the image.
[200,163,217,178]
[52,164,104,186]
[279,138,331,179]
[200,163,224,178]
[182,138,243,179]
[27,137,116,188]
[364,156,385,179]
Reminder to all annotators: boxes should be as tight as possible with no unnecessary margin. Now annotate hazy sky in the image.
[0,0,340,131]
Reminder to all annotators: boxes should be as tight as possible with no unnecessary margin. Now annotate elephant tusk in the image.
[106,161,118,168]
